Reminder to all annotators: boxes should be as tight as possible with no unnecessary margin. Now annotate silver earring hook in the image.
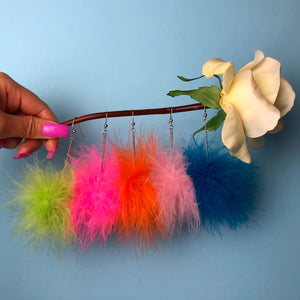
[169,107,174,157]
[131,110,136,165]
[203,106,209,160]
[99,112,108,173]
[64,117,77,169]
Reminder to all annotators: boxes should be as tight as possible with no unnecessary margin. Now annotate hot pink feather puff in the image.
[69,144,121,250]
[151,146,200,238]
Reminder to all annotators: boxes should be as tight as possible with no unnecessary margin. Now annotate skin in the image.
[0,72,59,157]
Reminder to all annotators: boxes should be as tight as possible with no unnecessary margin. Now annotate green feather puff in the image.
[10,162,74,256]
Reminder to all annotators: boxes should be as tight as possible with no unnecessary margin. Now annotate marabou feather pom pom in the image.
[70,144,121,250]
[11,162,74,256]
[184,142,258,234]
[151,146,200,238]
[114,132,164,255]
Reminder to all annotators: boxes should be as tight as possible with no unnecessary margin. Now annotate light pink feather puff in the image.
[69,144,121,250]
[150,145,200,238]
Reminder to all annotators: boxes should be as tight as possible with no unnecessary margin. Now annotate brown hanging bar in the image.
[61,103,205,126]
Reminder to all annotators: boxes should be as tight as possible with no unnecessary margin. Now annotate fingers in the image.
[0,72,57,122]
[0,111,64,159]
[0,138,22,149]
[16,139,59,159]
[13,139,43,159]
[0,138,59,160]
[0,111,69,140]
[44,139,59,159]
[0,72,66,159]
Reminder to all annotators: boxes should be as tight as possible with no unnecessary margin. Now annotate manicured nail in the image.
[42,123,69,138]
[46,146,58,159]
[13,150,34,160]
[0,139,5,148]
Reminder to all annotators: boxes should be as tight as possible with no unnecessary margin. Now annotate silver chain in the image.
[64,118,76,169]
[203,106,209,159]
[131,111,136,165]
[169,107,174,158]
[99,113,108,173]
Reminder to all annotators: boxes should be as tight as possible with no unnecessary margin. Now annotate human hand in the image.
[0,72,69,159]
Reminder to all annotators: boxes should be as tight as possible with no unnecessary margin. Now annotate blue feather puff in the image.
[184,142,259,234]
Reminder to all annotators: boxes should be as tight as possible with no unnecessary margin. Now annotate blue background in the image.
[0,1,299,299]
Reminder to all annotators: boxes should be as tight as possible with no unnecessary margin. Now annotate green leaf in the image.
[167,85,221,109]
[192,109,226,138]
[177,75,204,82]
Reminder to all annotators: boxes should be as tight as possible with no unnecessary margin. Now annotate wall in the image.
[0,1,299,299]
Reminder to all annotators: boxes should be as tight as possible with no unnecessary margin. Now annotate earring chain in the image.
[169,107,174,157]
[203,106,209,159]
[131,111,136,165]
[64,118,77,169]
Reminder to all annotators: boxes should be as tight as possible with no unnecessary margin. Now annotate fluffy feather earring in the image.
[184,108,258,234]
[69,116,121,250]
[150,109,200,238]
[114,114,164,256]
[9,120,77,256]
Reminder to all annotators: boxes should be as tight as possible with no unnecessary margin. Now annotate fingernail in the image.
[13,150,34,160]
[46,146,58,159]
[42,123,69,138]
[0,139,5,148]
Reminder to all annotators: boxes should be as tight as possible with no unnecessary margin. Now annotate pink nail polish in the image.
[46,147,58,159]
[0,139,5,148]
[42,123,69,138]
[13,150,34,159]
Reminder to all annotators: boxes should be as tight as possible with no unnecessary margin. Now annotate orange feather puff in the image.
[113,132,165,255]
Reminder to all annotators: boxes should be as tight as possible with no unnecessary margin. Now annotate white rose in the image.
[202,50,295,163]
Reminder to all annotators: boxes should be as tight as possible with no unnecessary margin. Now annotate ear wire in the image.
[64,118,77,169]
[99,113,108,173]
[131,111,136,165]
[169,107,174,158]
[203,106,209,160]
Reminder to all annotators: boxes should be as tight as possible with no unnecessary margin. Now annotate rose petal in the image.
[251,57,281,104]
[248,136,265,149]
[221,103,251,164]
[240,50,281,104]
[222,69,280,138]
[268,118,284,134]
[202,58,226,78]
[240,50,265,71]
[274,76,295,117]
[202,58,234,93]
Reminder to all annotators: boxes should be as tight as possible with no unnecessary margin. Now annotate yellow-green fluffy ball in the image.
[11,162,74,255]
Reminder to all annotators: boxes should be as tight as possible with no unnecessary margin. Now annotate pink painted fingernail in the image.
[42,123,69,138]
[13,150,34,159]
[46,146,58,159]
[0,139,5,148]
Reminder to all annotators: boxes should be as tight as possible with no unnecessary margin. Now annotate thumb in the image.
[0,112,69,139]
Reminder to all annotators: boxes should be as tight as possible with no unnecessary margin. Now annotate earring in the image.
[64,118,77,168]
[99,113,108,173]
[169,107,174,157]
[113,112,164,257]
[203,106,209,159]
[150,108,200,238]
[131,110,136,165]
[184,108,259,234]
[10,121,75,256]
[69,114,121,250]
